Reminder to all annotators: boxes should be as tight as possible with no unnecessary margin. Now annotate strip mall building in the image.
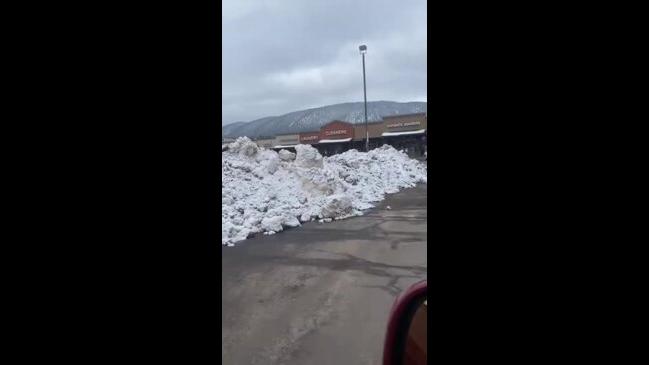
[263,112,427,158]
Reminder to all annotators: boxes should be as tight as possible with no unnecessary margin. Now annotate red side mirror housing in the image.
[383,280,427,365]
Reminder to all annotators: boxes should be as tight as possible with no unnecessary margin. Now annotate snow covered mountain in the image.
[222,101,427,139]
[221,121,247,137]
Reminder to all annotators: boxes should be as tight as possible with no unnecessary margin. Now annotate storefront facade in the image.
[352,121,385,151]
[272,133,300,150]
[317,121,354,156]
[381,113,427,158]
[254,137,274,149]
[223,111,427,157]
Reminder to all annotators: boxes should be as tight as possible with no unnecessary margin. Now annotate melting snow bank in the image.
[222,137,427,246]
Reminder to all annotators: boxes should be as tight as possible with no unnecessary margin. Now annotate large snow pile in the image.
[222,137,427,246]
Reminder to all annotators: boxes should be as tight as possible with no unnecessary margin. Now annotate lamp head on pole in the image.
[359,44,367,54]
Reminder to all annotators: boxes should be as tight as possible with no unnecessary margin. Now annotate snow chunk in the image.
[320,194,353,218]
[278,149,296,161]
[255,149,280,174]
[228,136,259,157]
[261,216,284,232]
[294,144,323,168]
[300,213,312,222]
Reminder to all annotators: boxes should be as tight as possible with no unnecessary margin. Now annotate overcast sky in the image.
[222,0,427,125]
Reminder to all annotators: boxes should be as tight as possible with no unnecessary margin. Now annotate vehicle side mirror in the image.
[383,280,427,365]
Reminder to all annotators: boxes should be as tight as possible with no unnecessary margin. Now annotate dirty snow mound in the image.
[222,137,426,246]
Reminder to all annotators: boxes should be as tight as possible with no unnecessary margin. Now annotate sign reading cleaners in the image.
[320,121,354,140]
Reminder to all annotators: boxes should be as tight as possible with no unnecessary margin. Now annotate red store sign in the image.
[320,121,354,140]
[299,131,320,143]
[325,129,348,136]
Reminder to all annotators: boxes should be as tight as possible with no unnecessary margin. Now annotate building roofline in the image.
[353,120,384,126]
[322,120,354,127]
[298,120,383,135]
[382,112,427,119]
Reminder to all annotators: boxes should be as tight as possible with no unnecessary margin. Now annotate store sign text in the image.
[386,121,421,128]
[301,135,319,141]
[324,129,348,136]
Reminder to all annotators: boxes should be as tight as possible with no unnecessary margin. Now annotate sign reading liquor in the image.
[320,121,354,140]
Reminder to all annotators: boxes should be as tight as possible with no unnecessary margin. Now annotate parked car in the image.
[383,280,427,365]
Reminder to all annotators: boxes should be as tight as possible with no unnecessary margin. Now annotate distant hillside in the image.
[222,101,427,139]
[221,121,247,137]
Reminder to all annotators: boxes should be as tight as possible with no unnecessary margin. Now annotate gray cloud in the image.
[222,0,427,124]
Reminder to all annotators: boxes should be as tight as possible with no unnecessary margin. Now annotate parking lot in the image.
[222,184,427,365]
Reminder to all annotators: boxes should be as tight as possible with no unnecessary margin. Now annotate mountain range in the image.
[222,101,427,139]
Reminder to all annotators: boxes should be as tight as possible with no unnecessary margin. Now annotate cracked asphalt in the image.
[222,184,427,365]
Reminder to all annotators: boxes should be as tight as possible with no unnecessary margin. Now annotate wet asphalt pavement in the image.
[222,184,427,365]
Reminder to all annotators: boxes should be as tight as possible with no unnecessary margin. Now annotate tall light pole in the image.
[359,44,368,152]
